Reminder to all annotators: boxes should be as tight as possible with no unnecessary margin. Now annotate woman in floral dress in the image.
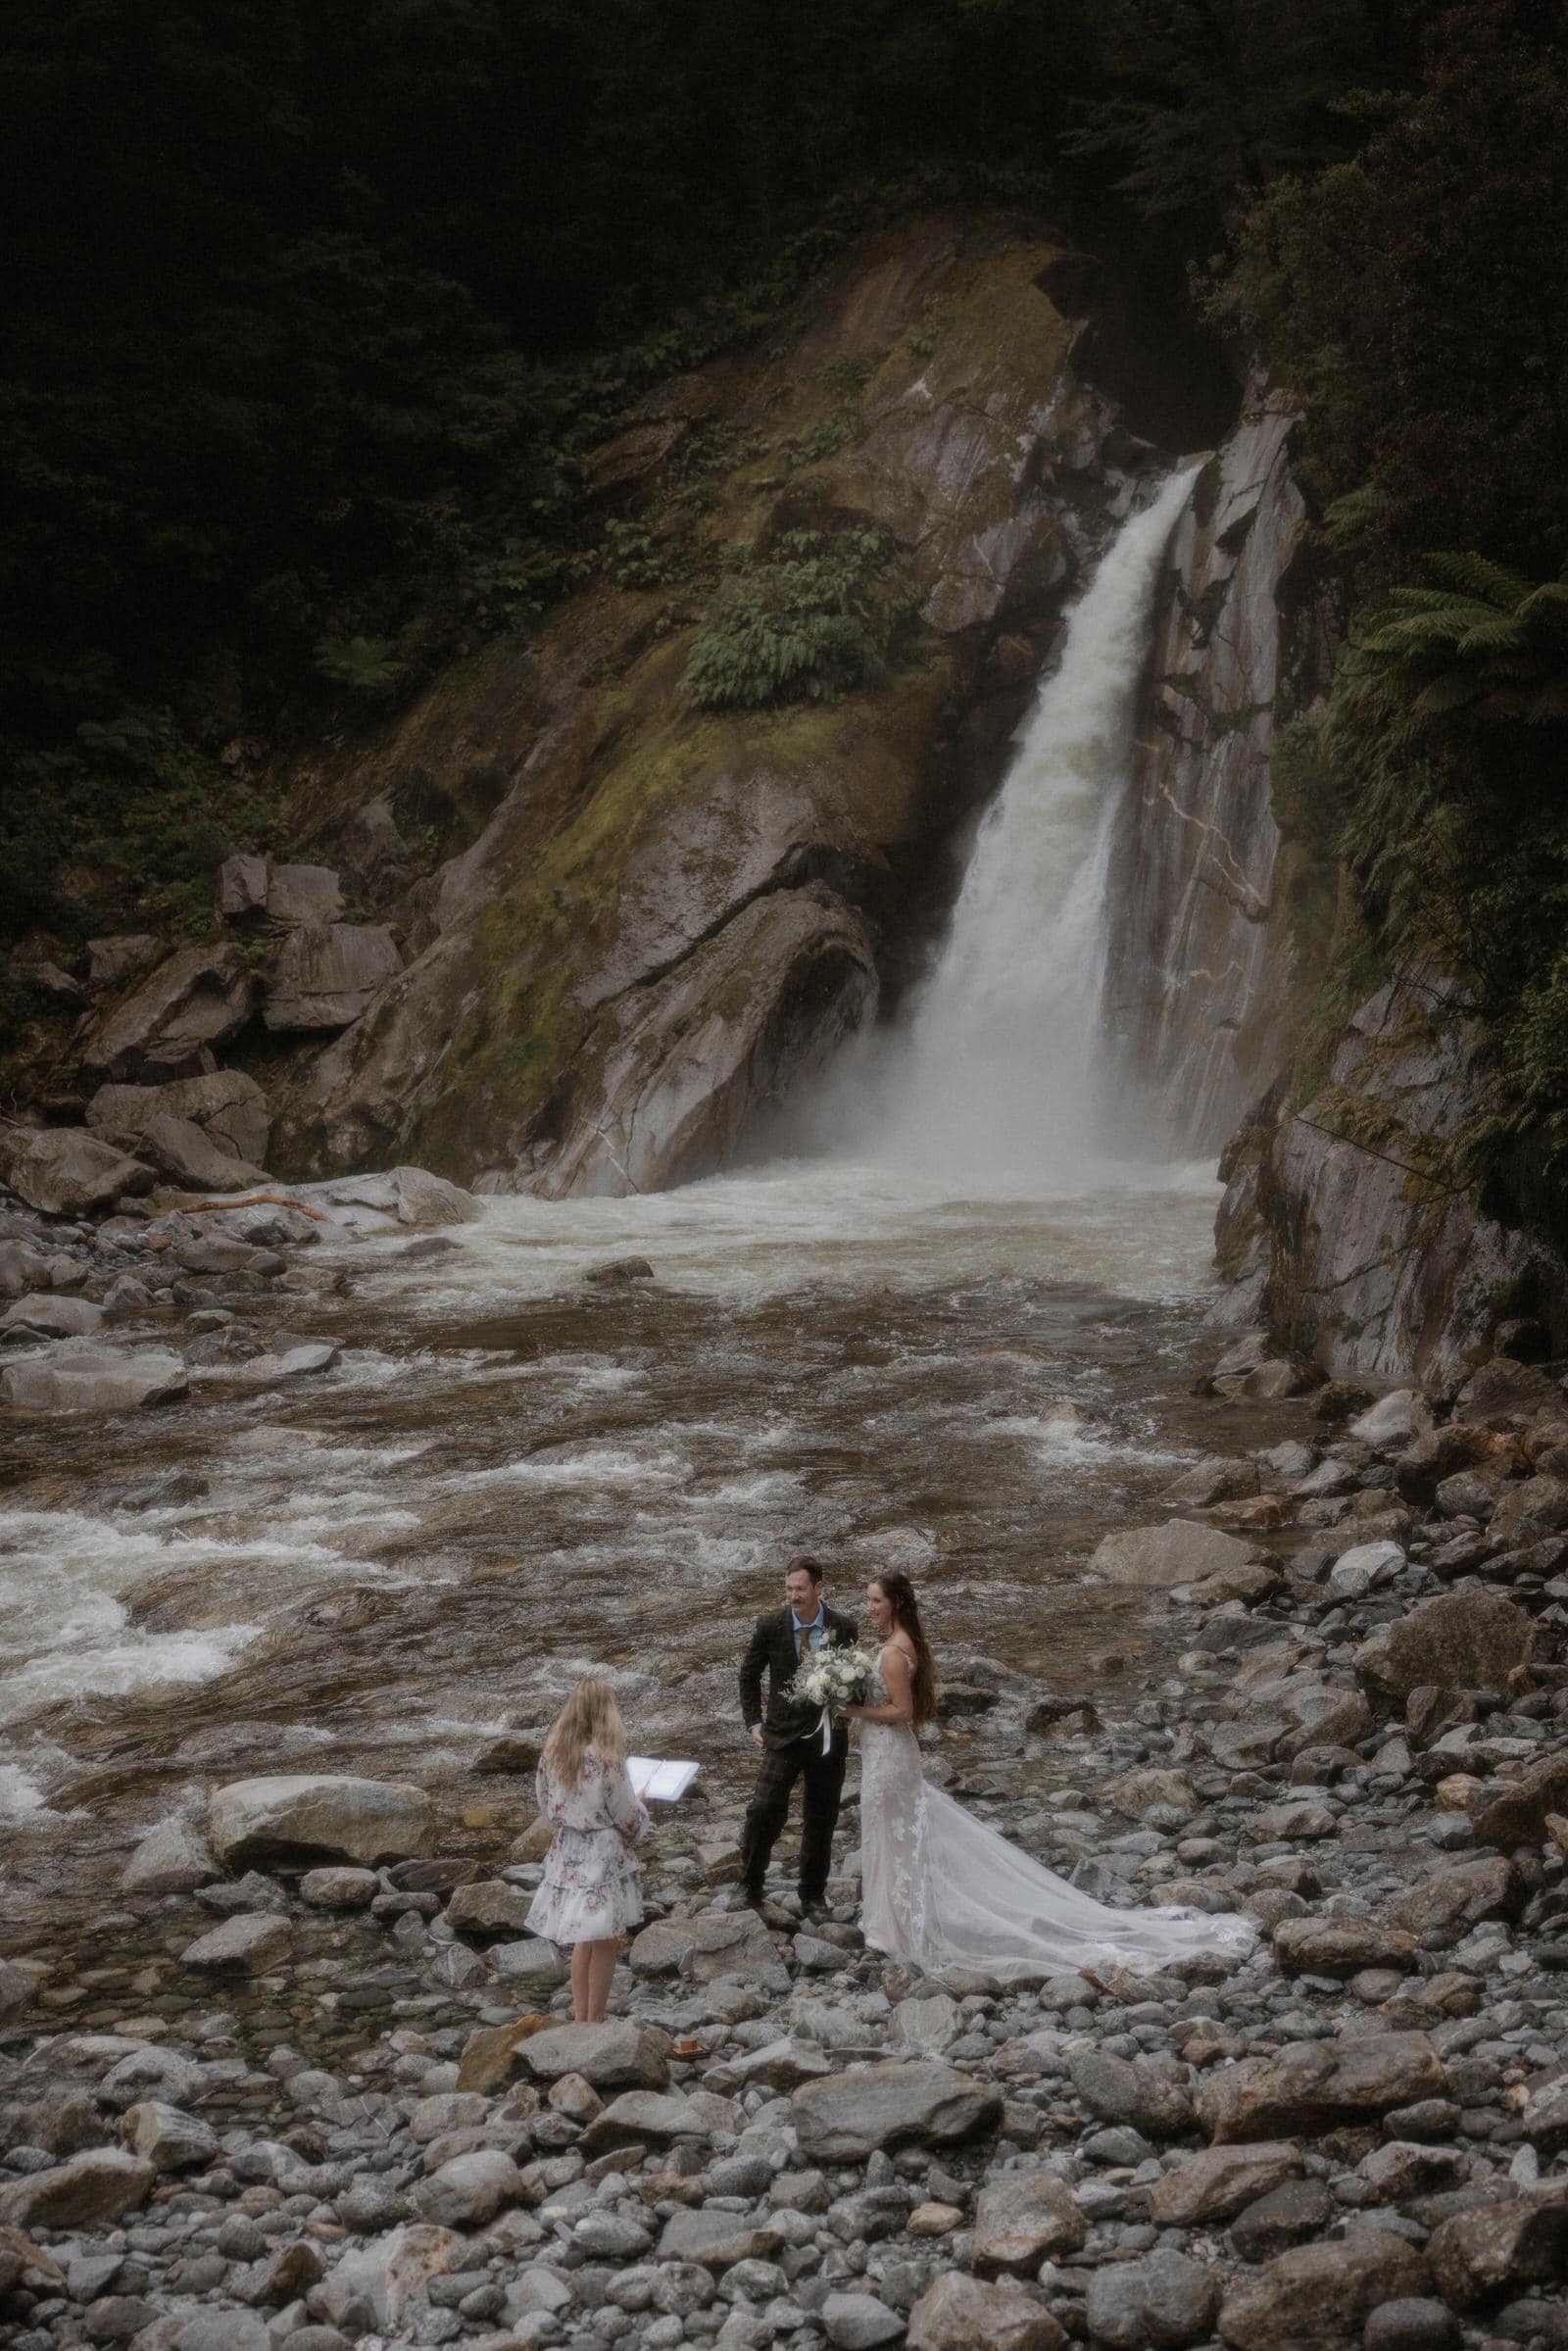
[527,1679,650,2022]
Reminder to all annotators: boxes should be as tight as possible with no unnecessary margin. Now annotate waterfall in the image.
[790,470,1195,1191]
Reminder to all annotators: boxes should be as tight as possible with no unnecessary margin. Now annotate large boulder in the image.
[1391,1856,1525,1941]
[972,2172,1085,2274]
[264,923,403,1031]
[121,1818,218,1896]
[2,1292,104,1337]
[1355,1591,1540,1701]
[521,2020,671,2090]
[311,2224,464,2335]
[1472,1752,1568,1851]
[907,2274,1066,2351]
[1,1341,188,1413]
[83,943,259,1079]
[0,1122,154,1215]
[1272,1919,1420,1978]
[1086,1519,1269,1590]
[289,1165,483,1232]
[0,2150,156,2230]
[1489,1473,1568,1547]
[1147,2144,1302,2227]
[1426,2197,1568,2310]
[1209,1678,1372,1771]
[791,2060,1003,2161]
[1195,2033,1446,2143]
[88,1069,271,1169]
[101,1111,270,1192]
[219,854,344,928]
[1218,2234,1432,2350]
[208,1774,438,1868]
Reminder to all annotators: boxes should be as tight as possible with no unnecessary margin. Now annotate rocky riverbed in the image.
[3,1158,1568,2350]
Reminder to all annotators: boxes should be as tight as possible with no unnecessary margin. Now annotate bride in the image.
[844,1570,1256,1980]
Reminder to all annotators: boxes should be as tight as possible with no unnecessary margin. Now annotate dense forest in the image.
[4,0,1567,1243]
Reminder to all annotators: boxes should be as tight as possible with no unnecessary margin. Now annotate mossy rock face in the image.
[268,211,1148,1193]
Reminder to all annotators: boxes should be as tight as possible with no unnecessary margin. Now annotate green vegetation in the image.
[684,529,918,711]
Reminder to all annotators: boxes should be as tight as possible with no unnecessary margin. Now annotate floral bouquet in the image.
[785,1639,875,1753]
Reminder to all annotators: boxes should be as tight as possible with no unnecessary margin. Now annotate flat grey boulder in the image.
[264,922,401,1031]
[235,1342,339,1382]
[1,1292,104,1337]
[580,2089,715,2154]
[1068,2049,1195,2138]
[522,2019,670,2090]
[1087,1519,1268,1589]
[1196,2033,1445,2143]
[0,2149,156,2230]
[410,2149,525,2228]
[445,1879,536,1936]
[628,1911,775,1981]
[657,2208,784,2270]
[1,1341,188,1414]
[0,1123,155,1215]
[792,2060,1003,2160]
[906,2273,1066,2351]
[489,1936,568,1990]
[299,1865,378,1909]
[88,1068,270,1166]
[180,1913,290,1973]
[822,2291,906,2350]
[293,1164,484,1232]
[219,854,343,928]
[84,943,259,1079]
[209,1773,438,1868]
[121,1818,218,1896]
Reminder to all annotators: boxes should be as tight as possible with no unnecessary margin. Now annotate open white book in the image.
[627,1756,702,1802]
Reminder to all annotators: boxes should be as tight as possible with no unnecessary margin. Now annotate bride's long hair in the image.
[542,1677,628,1793]
[869,1572,937,1730]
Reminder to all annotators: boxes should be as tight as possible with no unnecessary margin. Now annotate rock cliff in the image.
[258,218,1173,1194]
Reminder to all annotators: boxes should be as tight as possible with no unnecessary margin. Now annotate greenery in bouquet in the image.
[785,1641,875,1718]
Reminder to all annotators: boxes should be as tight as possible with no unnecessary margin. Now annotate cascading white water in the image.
[789,470,1195,1190]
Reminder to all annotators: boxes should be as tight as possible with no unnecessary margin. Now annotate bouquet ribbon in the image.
[812,1705,832,1757]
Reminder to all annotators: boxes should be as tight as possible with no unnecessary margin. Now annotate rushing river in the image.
[0,1157,1262,1885]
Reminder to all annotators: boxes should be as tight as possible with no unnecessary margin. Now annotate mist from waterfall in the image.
[778,470,1196,1194]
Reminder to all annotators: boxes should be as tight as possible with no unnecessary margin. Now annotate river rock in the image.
[264,922,402,1031]
[0,1122,154,1215]
[1391,1856,1524,1939]
[628,1912,774,1980]
[121,1817,218,1896]
[1349,1389,1434,1444]
[1362,2303,1461,2351]
[208,1773,438,1867]
[1210,1678,1372,1770]
[1196,2033,1446,2142]
[0,2150,156,2230]
[1067,2049,1193,2137]
[180,1911,290,1972]
[1328,1538,1405,1599]
[581,2089,713,2153]
[446,1879,545,1936]
[311,2222,464,2334]
[1085,2249,1219,2349]
[1272,1919,1420,1977]
[1218,2234,1432,2350]
[1489,1472,1568,1546]
[293,1164,484,1231]
[2,1290,104,1336]
[255,859,344,928]
[1087,1519,1269,1589]
[489,1935,568,1990]
[410,2149,525,2228]
[1355,1590,1540,1699]
[83,942,258,1078]
[0,1340,188,1413]
[456,2017,551,2093]
[892,1992,963,2054]
[1147,2143,1303,2226]
[1161,1456,1259,1507]
[659,2208,784,2269]
[823,2291,907,2350]
[299,1865,379,1908]
[906,2273,1066,2351]
[1427,2196,1568,2308]
[120,2099,219,2171]
[792,2060,1003,2159]
[972,2171,1085,2273]
[522,2020,671,2089]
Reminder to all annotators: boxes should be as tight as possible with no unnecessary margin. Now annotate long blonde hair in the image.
[542,1677,628,1793]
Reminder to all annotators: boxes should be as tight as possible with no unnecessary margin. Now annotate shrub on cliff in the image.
[682,528,918,711]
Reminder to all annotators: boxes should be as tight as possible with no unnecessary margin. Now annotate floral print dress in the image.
[525,1746,650,1945]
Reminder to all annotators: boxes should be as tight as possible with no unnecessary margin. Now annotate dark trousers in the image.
[740,1734,847,1903]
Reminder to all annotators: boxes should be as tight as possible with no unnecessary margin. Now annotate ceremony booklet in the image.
[628,1756,702,1801]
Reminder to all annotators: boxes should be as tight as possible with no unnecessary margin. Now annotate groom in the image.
[737,1554,858,1922]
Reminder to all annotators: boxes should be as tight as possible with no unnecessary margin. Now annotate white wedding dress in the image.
[858,1658,1255,1980]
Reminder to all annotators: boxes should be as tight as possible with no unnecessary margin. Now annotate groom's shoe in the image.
[799,1897,830,1927]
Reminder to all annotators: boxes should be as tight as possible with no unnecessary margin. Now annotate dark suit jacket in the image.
[740,1604,859,1752]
